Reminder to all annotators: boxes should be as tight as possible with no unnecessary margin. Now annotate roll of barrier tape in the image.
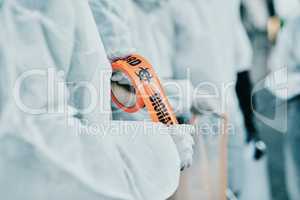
[111,54,178,125]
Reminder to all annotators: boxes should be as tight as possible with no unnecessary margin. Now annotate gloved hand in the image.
[162,79,194,117]
[111,71,132,86]
[111,61,136,108]
[112,74,195,116]
[192,88,221,115]
[110,53,133,86]
[170,125,195,170]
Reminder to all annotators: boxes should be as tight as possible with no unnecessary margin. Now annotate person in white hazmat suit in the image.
[268,15,300,200]
[0,0,188,200]
[153,1,227,199]
[89,0,195,199]
[157,0,256,198]
[89,0,195,122]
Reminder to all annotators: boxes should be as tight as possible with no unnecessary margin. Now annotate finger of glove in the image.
[111,72,123,81]
[175,138,194,160]
[180,152,193,170]
[111,72,131,85]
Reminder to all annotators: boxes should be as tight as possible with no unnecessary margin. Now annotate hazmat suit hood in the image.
[134,0,168,12]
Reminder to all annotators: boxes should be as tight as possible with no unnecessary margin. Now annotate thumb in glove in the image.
[169,125,195,170]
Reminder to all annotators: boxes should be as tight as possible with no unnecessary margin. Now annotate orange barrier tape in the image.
[111,54,178,125]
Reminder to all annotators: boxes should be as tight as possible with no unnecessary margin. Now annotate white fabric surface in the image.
[274,0,300,20]
[267,17,300,100]
[0,0,128,199]
[0,1,184,199]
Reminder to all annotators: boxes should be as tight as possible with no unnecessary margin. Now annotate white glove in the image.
[111,62,138,108]
[169,125,195,170]
[162,79,194,116]
[192,88,221,115]
[111,71,131,86]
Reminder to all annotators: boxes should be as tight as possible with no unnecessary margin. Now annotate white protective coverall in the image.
[89,0,195,188]
[268,17,300,200]
[242,0,269,31]
[158,0,253,196]
[155,2,225,199]
[0,0,187,200]
[268,18,300,100]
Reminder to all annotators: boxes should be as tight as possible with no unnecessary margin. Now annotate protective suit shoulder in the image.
[89,0,135,59]
[67,0,112,123]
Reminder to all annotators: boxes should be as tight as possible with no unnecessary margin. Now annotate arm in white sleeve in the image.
[89,0,135,60]
[242,0,269,30]
[234,15,253,73]
[67,0,112,123]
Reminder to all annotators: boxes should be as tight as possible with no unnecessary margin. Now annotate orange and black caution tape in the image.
[111,54,178,125]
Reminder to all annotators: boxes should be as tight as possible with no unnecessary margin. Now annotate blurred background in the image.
[241,0,300,199]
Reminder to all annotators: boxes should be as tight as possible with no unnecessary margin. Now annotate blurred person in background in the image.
[268,11,300,200]
[236,0,269,161]
[154,0,229,199]
[241,0,282,83]
[243,1,300,199]
[155,0,270,199]
[241,1,285,199]
[161,0,251,197]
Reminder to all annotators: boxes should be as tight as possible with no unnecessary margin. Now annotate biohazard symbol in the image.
[136,67,152,82]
